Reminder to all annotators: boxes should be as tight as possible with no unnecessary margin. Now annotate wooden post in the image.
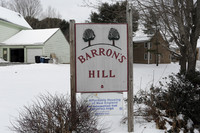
[70,20,76,132]
[126,2,134,132]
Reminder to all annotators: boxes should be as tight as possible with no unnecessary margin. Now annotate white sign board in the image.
[82,93,123,116]
[75,24,128,92]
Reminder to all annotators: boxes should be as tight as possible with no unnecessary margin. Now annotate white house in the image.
[0,6,70,63]
[0,6,31,42]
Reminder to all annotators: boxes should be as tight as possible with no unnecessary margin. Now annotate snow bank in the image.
[0,63,182,133]
[0,64,70,133]
[133,63,180,94]
[0,58,8,63]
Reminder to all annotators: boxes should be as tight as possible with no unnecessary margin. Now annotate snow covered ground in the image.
[0,58,8,63]
[0,61,199,133]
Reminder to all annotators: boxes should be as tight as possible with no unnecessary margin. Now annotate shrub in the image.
[10,93,104,133]
[134,71,200,132]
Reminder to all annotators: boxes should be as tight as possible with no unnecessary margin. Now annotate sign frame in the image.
[75,23,129,93]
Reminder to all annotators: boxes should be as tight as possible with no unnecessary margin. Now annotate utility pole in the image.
[126,2,134,132]
[155,21,159,66]
[70,20,76,132]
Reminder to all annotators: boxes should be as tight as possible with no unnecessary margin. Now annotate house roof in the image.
[1,28,59,45]
[133,26,153,43]
[0,6,32,29]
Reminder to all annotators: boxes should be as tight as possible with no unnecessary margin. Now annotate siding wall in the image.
[44,29,70,63]
[0,21,21,42]
[133,32,171,64]
[151,33,171,64]
[0,21,22,58]
[133,42,149,64]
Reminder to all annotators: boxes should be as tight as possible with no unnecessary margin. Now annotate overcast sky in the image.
[40,0,100,23]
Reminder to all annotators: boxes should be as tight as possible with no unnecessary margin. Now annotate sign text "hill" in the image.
[89,70,115,78]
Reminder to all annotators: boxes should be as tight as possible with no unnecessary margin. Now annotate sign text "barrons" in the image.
[78,47,127,64]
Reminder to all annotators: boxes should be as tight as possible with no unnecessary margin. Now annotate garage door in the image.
[27,48,43,63]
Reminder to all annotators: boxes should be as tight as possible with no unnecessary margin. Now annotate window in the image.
[144,43,148,48]
[144,53,148,60]
[3,48,7,61]
[144,42,151,48]
[144,53,152,60]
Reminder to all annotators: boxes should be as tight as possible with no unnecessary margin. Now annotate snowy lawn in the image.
[0,64,70,133]
[1,62,196,133]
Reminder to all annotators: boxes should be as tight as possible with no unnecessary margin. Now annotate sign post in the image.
[70,20,76,131]
[127,3,134,132]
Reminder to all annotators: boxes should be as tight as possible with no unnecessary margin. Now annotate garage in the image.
[10,48,24,62]
[1,28,70,64]
[27,48,43,63]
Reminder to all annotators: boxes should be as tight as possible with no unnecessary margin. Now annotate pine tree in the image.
[90,1,139,32]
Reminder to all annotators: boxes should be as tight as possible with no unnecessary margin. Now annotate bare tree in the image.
[0,0,8,7]
[8,0,42,18]
[40,6,62,19]
[133,0,200,74]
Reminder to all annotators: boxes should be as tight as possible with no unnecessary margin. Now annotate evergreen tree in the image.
[59,20,69,41]
[26,17,69,41]
[39,18,62,28]
[25,16,40,29]
[90,1,139,32]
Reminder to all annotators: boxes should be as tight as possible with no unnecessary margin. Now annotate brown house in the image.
[133,31,171,64]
